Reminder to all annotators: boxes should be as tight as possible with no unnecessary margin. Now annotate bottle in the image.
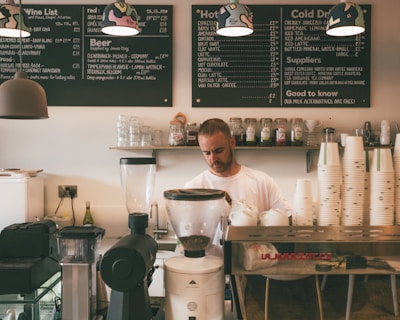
[83,201,94,226]
[290,118,304,146]
[363,121,372,146]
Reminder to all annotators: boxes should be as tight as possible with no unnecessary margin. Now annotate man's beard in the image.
[210,150,233,173]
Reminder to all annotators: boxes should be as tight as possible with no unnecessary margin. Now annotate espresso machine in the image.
[163,188,227,320]
[100,158,158,320]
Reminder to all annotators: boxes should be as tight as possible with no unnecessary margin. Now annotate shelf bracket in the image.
[306,149,314,173]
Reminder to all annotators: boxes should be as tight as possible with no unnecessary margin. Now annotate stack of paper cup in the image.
[369,148,395,226]
[341,136,366,226]
[393,133,400,224]
[317,142,341,226]
[293,178,313,226]
[363,150,371,226]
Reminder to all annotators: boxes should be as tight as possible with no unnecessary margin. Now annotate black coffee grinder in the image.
[100,213,157,319]
[100,158,158,320]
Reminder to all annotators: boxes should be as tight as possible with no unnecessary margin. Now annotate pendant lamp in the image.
[326,0,365,37]
[0,0,48,119]
[0,0,30,37]
[216,0,253,37]
[102,0,140,36]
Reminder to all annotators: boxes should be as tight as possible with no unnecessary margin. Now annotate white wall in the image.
[0,0,398,238]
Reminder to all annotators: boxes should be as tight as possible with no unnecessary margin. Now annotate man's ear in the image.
[230,136,236,148]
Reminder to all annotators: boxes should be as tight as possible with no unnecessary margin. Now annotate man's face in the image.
[198,131,235,176]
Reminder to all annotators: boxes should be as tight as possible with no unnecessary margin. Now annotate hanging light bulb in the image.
[216,0,253,37]
[326,0,365,37]
[0,0,48,119]
[101,0,140,36]
[0,0,30,37]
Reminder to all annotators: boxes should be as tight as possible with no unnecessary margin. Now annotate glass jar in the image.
[186,122,199,146]
[244,118,258,146]
[274,118,288,146]
[259,118,273,146]
[290,118,304,146]
[322,127,336,143]
[168,121,185,146]
[229,117,243,146]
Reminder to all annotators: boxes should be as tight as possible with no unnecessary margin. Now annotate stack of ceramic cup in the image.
[293,178,314,226]
[369,148,395,226]
[393,133,400,224]
[317,142,341,226]
[341,136,366,226]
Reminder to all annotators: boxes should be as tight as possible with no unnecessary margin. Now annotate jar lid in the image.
[322,127,335,133]
[170,120,183,126]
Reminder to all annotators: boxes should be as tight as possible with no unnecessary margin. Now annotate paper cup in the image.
[343,136,364,160]
[318,142,340,166]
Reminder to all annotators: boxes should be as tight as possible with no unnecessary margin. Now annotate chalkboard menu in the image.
[0,5,172,106]
[192,5,371,108]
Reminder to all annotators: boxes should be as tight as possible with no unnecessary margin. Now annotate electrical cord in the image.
[70,194,76,226]
[50,197,65,217]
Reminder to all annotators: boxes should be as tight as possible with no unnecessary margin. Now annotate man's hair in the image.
[199,118,231,138]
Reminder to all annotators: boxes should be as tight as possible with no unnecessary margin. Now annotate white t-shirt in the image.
[184,165,293,217]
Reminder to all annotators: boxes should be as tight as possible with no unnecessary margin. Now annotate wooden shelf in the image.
[110,145,320,172]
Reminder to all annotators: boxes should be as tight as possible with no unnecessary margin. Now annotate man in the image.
[184,118,294,318]
[184,118,293,218]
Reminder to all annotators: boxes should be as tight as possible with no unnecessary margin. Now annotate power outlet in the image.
[58,185,78,198]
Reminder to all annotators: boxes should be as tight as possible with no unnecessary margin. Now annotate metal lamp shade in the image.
[0,1,31,38]
[0,72,48,119]
[216,0,253,37]
[326,1,365,37]
[101,0,140,36]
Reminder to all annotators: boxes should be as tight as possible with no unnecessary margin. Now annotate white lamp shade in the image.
[217,1,253,37]
[0,72,48,119]
[102,1,140,36]
[326,1,365,36]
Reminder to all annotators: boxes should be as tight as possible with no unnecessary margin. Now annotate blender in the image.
[100,158,158,320]
[163,188,227,320]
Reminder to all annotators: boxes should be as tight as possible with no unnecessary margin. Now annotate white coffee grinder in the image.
[163,188,227,320]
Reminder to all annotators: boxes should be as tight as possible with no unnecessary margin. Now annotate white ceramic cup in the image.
[259,208,289,226]
[229,211,258,226]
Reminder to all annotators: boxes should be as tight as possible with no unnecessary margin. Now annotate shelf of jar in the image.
[110,145,320,173]
[110,144,395,172]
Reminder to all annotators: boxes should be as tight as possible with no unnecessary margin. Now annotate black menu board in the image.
[192,5,371,108]
[0,5,172,106]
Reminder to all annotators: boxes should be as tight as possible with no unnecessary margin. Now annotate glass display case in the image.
[0,272,61,320]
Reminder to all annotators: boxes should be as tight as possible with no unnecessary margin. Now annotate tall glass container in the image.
[120,158,156,214]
